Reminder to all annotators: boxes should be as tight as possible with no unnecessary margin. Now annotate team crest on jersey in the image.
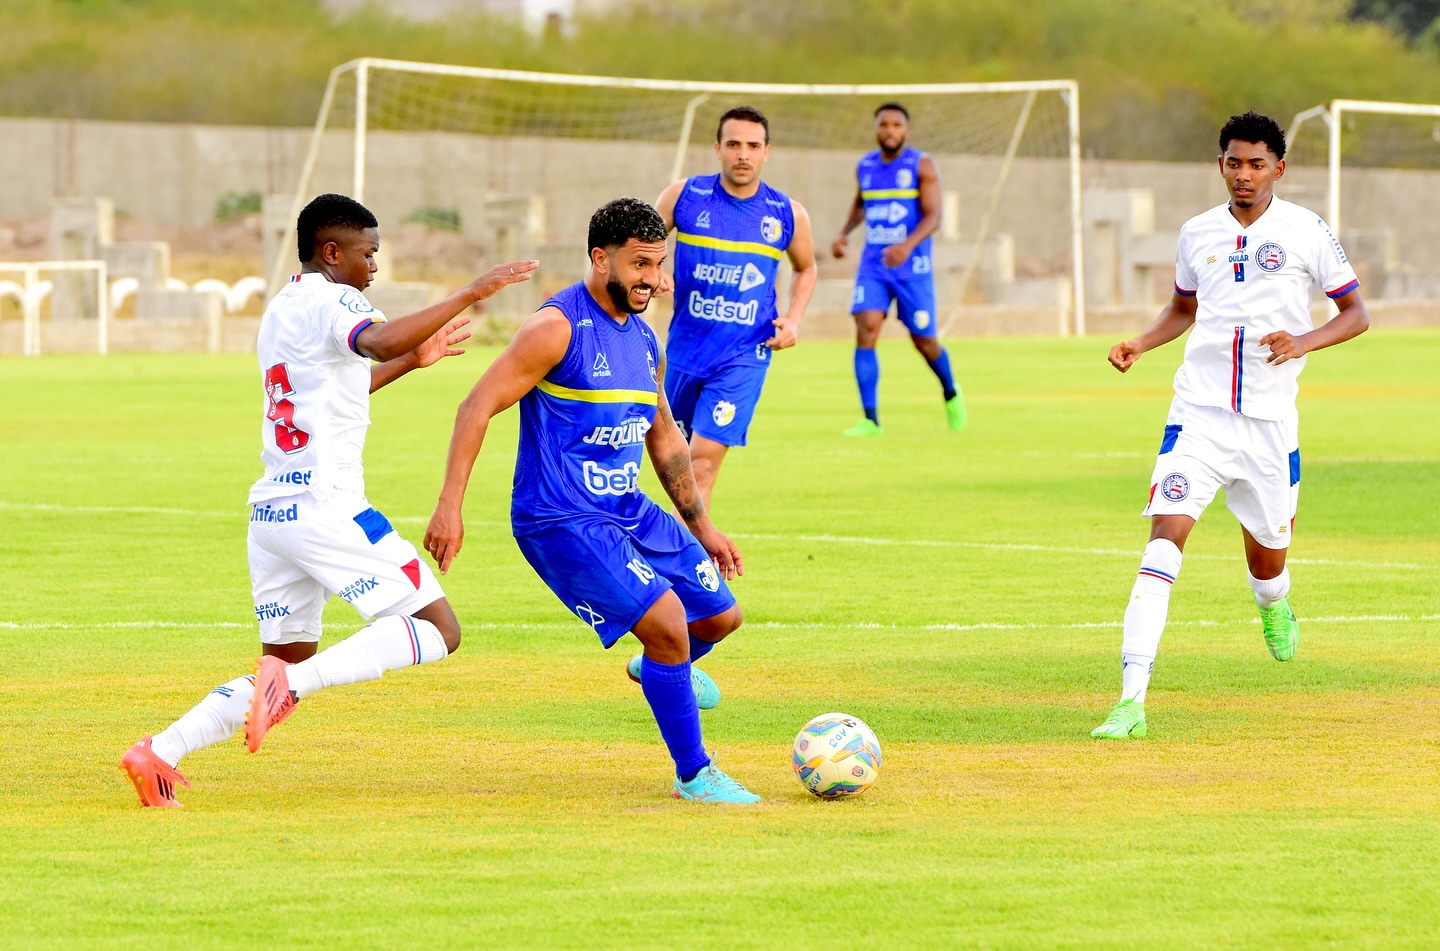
[761,216,782,243]
[896,168,914,188]
[695,559,721,593]
[592,353,612,377]
[738,262,767,292]
[1160,472,1190,502]
[712,400,736,426]
[1256,242,1286,271]
[912,310,931,330]
[695,211,711,229]
[338,289,374,314]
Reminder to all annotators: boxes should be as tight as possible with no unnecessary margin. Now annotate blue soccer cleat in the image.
[627,654,721,710]
[672,763,761,804]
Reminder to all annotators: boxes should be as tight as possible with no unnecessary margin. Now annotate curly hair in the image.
[296,193,378,263]
[586,198,667,253]
[1219,112,1286,159]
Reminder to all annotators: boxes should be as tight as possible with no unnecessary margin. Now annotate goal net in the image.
[1287,99,1440,300]
[275,58,1083,333]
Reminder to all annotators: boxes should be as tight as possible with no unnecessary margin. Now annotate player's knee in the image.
[913,335,940,360]
[692,604,742,642]
[415,600,462,654]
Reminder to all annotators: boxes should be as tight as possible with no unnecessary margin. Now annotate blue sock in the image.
[639,656,710,781]
[854,348,879,423]
[927,347,958,402]
[688,633,716,662]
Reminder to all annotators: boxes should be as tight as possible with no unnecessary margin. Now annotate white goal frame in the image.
[0,260,109,357]
[275,57,1087,335]
[1289,98,1440,236]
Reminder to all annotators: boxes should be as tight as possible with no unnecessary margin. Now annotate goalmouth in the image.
[275,58,1085,334]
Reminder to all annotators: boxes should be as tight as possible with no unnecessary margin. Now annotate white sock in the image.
[1119,538,1183,701]
[285,615,449,700]
[1248,568,1291,609]
[150,675,255,767]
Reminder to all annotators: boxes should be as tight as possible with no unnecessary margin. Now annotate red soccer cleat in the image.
[245,655,297,753]
[120,736,190,808]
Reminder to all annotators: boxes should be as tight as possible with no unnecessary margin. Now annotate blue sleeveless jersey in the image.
[512,283,662,532]
[666,173,796,377]
[857,147,932,281]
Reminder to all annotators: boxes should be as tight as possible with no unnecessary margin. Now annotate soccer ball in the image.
[792,712,882,799]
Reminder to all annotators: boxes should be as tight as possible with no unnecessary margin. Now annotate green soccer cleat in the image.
[842,418,883,437]
[627,655,721,710]
[1091,698,1147,740]
[1259,598,1299,662]
[672,764,761,804]
[945,393,967,432]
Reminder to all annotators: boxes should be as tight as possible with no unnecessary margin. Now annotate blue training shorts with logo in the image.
[850,269,938,338]
[513,503,736,648]
[665,360,770,447]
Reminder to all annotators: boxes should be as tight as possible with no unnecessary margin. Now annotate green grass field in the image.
[2,330,1437,949]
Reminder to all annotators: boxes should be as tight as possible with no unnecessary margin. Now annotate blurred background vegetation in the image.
[4,0,1440,159]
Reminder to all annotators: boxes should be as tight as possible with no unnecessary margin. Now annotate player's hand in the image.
[694,523,744,581]
[1259,330,1308,365]
[830,235,849,259]
[470,260,539,301]
[765,315,798,350]
[411,315,471,369]
[881,244,911,269]
[1109,338,1143,372]
[423,503,465,575]
[654,271,675,298]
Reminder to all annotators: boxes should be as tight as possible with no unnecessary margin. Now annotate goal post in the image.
[274,57,1085,334]
[1288,98,1440,299]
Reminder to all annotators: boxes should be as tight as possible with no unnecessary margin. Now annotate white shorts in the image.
[1142,397,1300,550]
[247,491,445,645]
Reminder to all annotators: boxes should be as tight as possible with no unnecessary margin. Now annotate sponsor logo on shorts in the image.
[761,215,782,243]
[254,601,291,620]
[575,602,605,629]
[583,460,640,496]
[695,559,720,592]
[338,576,379,602]
[1256,242,1286,271]
[1159,472,1190,502]
[581,417,651,449]
[250,502,299,523]
[912,310,931,330]
[695,210,711,229]
[592,353,611,378]
[688,291,758,325]
[712,401,736,427]
[852,285,865,305]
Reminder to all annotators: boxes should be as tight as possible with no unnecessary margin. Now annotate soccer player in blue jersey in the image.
[424,198,761,804]
[832,102,966,436]
[652,105,817,509]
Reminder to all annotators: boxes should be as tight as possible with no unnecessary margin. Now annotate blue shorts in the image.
[665,360,770,447]
[513,504,736,648]
[850,270,938,337]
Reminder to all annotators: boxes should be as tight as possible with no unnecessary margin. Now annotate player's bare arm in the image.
[646,351,743,579]
[368,316,472,393]
[766,200,818,351]
[881,155,941,269]
[1259,288,1370,366]
[424,307,572,574]
[651,180,686,298]
[1109,291,1199,372]
[356,260,538,367]
[831,188,865,259]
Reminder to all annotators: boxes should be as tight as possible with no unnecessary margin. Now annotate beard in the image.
[605,274,649,314]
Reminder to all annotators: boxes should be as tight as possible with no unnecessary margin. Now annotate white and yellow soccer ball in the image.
[792,713,882,799]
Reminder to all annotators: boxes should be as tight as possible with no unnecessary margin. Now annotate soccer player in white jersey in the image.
[120,193,536,806]
[1091,112,1369,740]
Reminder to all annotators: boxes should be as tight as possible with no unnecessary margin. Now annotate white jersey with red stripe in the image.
[1171,196,1358,421]
[247,272,387,505]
